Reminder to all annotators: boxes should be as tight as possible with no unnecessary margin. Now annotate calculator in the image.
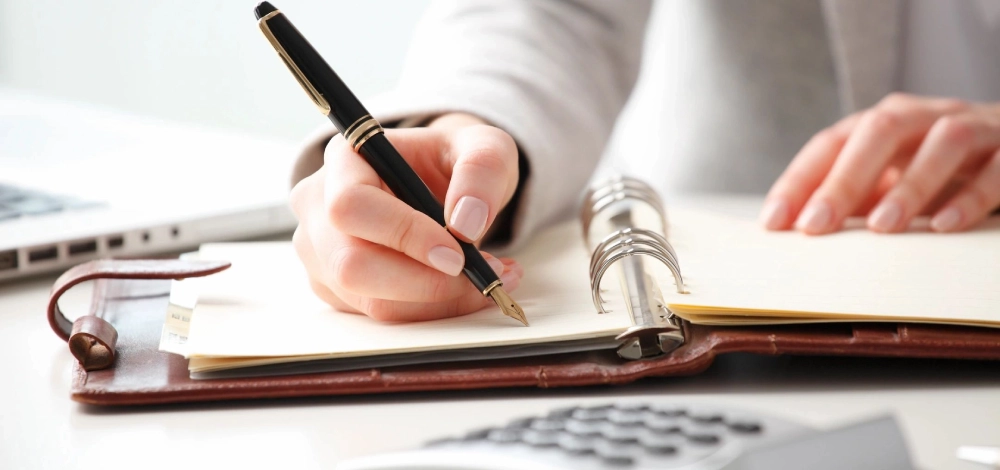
[336,402,915,470]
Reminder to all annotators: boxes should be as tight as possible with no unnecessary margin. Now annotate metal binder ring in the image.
[583,193,666,246]
[581,176,667,246]
[589,228,678,276]
[590,234,684,294]
[590,237,681,288]
[591,247,688,314]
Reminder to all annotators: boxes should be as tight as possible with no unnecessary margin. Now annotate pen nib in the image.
[487,286,528,326]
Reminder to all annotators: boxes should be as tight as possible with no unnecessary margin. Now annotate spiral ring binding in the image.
[581,177,666,246]
[581,176,687,314]
[589,227,677,276]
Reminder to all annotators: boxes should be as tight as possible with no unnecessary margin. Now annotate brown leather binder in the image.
[46,259,1000,406]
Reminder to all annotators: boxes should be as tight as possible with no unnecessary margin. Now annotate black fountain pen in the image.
[254,2,528,326]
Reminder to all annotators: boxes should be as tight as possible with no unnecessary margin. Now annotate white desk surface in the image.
[4,204,1000,469]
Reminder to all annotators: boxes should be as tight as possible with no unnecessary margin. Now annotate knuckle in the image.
[811,127,848,149]
[458,146,511,176]
[878,92,912,110]
[288,180,306,209]
[388,211,420,252]
[288,176,314,218]
[362,299,398,322]
[307,280,326,298]
[935,116,975,145]
[308,279,338,305]
[827,178,866,205]
[323,135,352,163]
[895,178,930,204]
[862,109,901,136]
[328,245,367,291]
[425,274,455,302]
[291,226,306,252]
[327,185,365,228]
[942,98,971,113]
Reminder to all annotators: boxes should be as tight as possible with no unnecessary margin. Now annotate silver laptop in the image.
[0,89,298,281]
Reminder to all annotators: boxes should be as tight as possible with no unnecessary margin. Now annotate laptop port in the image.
[28,246,58,263]
[69,240,98,256]
[107,235,124,249]
[0,250,17,271]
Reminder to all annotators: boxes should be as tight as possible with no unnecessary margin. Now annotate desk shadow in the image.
[79,353,1000,416]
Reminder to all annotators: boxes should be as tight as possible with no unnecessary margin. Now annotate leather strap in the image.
[47,259,230,371]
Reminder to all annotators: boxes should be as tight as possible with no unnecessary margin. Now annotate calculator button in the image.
[530,418,567,432]
[729,421,763,434]
[548,406,579,419]
[463,428,492,440]
[558,434,597,455]
[689,411,725,424]
[487,429,523,443]
[613,403,650,413]
[597,450,636,467]
[506,417,535,429]
[647,422,682,434]
[424,437,459,447]
[565,420,604,437]
[651,405,686,417]
[606,434,640,445]
[522,429,560,447]
[573,406,613,421]
[686,433,721,445]
[643,442,678,455]
[607,409,646,427]
[603,425,644,445]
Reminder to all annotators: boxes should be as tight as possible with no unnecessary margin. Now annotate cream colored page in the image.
[665,207,1000,326]
[182,221,630,358]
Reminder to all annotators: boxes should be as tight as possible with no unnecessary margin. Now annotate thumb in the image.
[442,124,520,243]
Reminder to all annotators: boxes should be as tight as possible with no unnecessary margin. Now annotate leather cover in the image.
[50,260,1000,406]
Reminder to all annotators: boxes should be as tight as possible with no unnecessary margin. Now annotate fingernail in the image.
[427,245,464,276]
[795,201,833,233]
[450,196,489,240]
[931,207,962,232]
[759,199,790,230]
[486,256,503,276]
[500,271,520,292]
[869,200,902,232]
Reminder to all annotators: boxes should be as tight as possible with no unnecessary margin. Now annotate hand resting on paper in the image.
[761,93,1000,235]
[289,113,524,321]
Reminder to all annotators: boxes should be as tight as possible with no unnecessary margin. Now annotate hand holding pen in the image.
[255,3,527,324]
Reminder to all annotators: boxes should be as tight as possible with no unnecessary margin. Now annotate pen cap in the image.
[255,2,369,132]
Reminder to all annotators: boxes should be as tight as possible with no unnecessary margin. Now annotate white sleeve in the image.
[293,0,652,250]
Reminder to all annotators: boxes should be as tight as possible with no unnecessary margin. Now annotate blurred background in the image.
[0,0,430,141]
[0,0,677,156]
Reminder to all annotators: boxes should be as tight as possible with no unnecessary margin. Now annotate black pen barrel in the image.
[257,2,501,296]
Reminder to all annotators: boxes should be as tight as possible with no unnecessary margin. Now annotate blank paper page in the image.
[665,208,1000,327]
[182,222,630,359]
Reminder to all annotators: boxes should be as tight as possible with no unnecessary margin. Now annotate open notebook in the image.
[160,179,1000,379]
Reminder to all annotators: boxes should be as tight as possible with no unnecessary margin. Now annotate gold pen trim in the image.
[481,279,502,296]
[343,114,371,138]
[344,115,384,151]
[258,11,332,116]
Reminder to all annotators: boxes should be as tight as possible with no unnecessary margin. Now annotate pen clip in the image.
[258,11,332,116]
